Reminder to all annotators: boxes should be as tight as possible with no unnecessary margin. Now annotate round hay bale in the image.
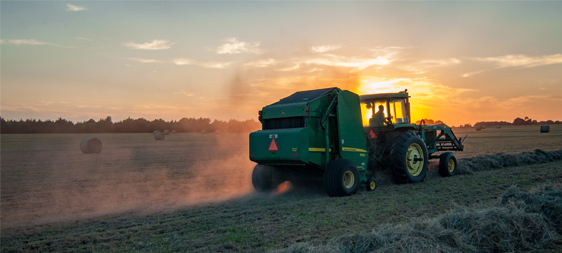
[475,126,483,131]
[154,131,165,140]
[496,125,501,129]
[163,130,170,135]
[80,137,102,154]
[540,125,550,133]
[171,130,177,134]
[153,130,161,134]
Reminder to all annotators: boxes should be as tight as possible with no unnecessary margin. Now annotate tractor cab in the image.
[359,90,411,128]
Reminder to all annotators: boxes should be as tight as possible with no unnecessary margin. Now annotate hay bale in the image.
[496,125,501,129]
[80,137,102,154]
[163,130,170,135]
[171,130,177,134]
[154,131,165,140]
[540,125,550,133]
[475,126,483,131]
[153,130,161,134]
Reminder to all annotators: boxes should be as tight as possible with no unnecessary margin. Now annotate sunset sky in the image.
[2,1,561,126]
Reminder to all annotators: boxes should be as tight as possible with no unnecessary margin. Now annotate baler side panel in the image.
[336,90,369,182]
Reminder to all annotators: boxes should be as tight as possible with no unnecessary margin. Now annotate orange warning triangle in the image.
[369,129,377,139]
[269,138,278,151]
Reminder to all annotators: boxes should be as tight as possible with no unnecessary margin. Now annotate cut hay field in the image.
[1,125,562,252]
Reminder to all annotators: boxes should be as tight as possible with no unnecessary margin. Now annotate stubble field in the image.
[1,125,562,252]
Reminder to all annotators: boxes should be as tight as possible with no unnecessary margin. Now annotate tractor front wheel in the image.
[323,159,360,197]
[389,131,428,183]
[438,152,457,177]
[252,164,282,192]
[366,178,377,191]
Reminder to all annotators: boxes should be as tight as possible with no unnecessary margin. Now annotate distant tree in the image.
[513,117,526,125]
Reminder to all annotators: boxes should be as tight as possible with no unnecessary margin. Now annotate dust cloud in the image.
[0,133,257,229]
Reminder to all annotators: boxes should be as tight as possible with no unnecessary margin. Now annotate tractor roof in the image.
[359,90,409,102]
[269,87,339,106]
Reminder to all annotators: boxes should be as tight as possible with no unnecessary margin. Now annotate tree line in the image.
[472,117,561,127]
[412,117,559,128]
[0,116,261,134]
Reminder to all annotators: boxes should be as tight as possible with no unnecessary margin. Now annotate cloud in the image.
[216,38,263,55]
[277,64,301,72]
[244,58,277,68]
[0,39,72,48]
[200,62,235,69]
[66,4,86,11]
[311,44,343,53]
[128,58,165,63]
[125,40,174,50]
[463,54,562,77]
[301,54,391,70]
[370,46,409,58]
[473,54,562,68]
[171,58,234,69]
[399,58,461,74]
[173,90,195,97]
[172,58,192,66]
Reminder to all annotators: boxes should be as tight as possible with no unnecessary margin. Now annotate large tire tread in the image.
[389,131,428,184]
[323,159,359,197]
[252,165,281,192]
[439,152,457,177]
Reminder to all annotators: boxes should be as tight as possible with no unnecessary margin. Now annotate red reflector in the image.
[369,129,377,139]
[269,139,278,152]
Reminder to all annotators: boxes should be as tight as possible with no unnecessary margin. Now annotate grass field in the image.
[1,125,562,252]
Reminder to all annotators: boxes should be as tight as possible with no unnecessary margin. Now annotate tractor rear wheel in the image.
[323,159,360,197]
[252,164,282,192]
[389,131,428,183]
[438,152,457,177]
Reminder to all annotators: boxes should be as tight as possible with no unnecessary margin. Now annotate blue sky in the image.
[2,1,562,126]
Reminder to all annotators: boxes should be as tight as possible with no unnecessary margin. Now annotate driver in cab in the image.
[370,105,386,126]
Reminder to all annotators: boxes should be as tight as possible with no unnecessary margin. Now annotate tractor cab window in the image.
[360,101,387,127]
[389,99,409,124]
[360,99,409,126]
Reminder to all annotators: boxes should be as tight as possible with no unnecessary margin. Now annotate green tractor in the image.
[249,87,464,197]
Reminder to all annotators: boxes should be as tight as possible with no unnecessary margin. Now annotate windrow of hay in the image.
[372,149,562,186]
[457,149,562,175]
[274,185,562,253]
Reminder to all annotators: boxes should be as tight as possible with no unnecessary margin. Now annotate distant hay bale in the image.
[80,137,102,154]
[163,130,170,135]
[540,125,550,133]
[475,126,483,131]
[171,130,177,134]
[497,125,501,129]
[153,130,161,134]
[154,131,165,140]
